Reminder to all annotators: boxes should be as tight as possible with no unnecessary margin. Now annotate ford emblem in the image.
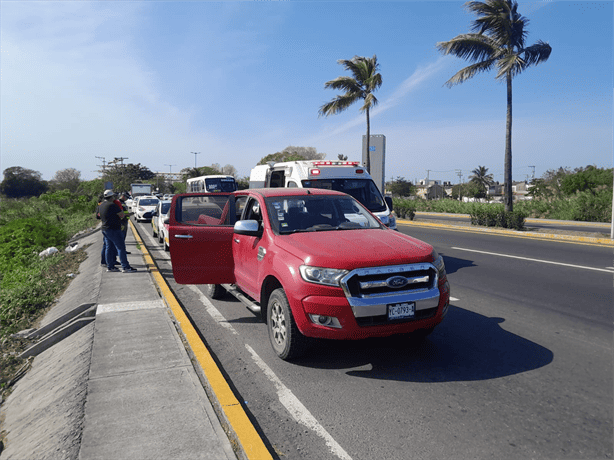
[386,276,409,289]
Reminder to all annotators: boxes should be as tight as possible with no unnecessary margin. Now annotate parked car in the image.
[168,188,450,360]
[152,200,172,251]
[134,196,159,222]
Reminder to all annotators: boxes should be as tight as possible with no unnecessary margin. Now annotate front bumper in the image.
[292,281,449,340]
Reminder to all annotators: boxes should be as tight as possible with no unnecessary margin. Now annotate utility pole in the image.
[456,169,463,202]
[528,165,535,182]
[191,152,200,169]
[95,156,107,177]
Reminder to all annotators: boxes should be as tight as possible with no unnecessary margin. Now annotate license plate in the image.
[388,302,415,320]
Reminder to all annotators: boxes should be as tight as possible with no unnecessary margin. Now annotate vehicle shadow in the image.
[298,305,554,383]
[440,253,475,275]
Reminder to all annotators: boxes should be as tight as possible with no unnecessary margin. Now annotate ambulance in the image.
[249,160,396,229]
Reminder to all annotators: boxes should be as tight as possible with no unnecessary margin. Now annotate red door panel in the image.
[169,193,236,285]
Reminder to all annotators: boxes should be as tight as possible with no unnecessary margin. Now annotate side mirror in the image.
[234,220,262,238]
[384,196,393,212]
[163,217,170,224]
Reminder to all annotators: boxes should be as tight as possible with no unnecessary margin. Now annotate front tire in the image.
[204,284,225,299]
[267,288,307,360]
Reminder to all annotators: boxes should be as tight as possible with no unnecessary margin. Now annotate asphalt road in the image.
[135,219,613,460]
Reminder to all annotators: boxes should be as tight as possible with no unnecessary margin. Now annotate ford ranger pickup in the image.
[169,188,450,360]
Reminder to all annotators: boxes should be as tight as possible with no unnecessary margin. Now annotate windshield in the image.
[265,195,382,234]
[205,178,237,192]
[301,179,386,213]
[138,198,159,206]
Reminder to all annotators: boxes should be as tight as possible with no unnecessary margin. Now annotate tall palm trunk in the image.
[504,71,513,212]
[365,108,371,173]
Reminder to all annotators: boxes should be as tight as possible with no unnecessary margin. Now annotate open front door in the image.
[169,193,237,285]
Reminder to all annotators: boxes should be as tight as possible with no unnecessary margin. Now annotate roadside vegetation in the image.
[390,166,613,230]
[0,183,100,398]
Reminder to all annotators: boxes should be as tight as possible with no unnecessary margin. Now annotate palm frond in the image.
[437,34,499,62]
[444,58,497,87]
[318,93,361,117]
[361,93,379,113]
[324,76,363,93]
[522,41,552,66]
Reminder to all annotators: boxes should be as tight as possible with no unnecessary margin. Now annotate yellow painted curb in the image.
[130,220,273,460]
[398,219,614,247]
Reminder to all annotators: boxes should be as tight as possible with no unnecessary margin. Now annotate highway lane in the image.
[135,219,613,460]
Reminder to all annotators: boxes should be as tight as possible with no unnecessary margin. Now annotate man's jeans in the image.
[102,228,130,269]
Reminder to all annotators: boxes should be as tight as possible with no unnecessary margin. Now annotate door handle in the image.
[234,238,240,244]
[175,234,193,239]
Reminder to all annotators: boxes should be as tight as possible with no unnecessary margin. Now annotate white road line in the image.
[452,247,614,273]
[245,344,354,460]
[187,285,238,335]
[450,297,460,302]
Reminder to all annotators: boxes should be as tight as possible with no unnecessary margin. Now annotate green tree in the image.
[319,55,382,174]
[337,154,348,161]
[437,0,552,212]
[180,166,221,179]
[103,163,155,193]
[469,165,494,197]
[257,146,324,166]
[258,151,305,165]
[527,167,571,201]
[386,177,415,197]
[560,165,613,195]
[0,167,49,198]
[49,168,81,193]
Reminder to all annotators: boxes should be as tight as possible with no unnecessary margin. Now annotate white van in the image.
[186,175,237,193]
[249,160,396,229]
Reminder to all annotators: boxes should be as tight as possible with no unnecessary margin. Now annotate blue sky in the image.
[1,1,612,186]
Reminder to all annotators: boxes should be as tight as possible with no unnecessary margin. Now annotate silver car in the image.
[151,200,171,250]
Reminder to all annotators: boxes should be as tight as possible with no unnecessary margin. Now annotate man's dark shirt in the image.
[99,199,122,230]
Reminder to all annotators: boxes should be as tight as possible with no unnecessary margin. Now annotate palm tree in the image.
[437,0,551,211]
[319,55,382,174]
[469,165,494,196]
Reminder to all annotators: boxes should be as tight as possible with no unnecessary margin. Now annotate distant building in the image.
[488,181,533,199]
[416,179,453,200]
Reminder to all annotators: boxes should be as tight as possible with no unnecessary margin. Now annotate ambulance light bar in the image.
[311,161,360,166]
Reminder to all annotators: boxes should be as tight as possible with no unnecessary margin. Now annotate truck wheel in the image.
[268,288,307,360]
[204,284,225,300]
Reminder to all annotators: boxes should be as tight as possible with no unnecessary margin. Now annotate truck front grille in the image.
[339,263,441,325]
[341,263,437,299]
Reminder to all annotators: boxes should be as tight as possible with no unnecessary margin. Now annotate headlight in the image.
[299,265,348,287]
[431,250,446,279]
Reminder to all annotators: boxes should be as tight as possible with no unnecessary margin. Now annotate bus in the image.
[186,175,238,193]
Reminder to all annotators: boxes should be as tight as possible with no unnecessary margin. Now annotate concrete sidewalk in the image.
[0,226,238,460]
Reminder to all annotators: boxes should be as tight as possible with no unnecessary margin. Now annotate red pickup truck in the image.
[169,188,450,360]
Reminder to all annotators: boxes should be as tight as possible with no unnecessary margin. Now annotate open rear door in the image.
[169,193,236,285]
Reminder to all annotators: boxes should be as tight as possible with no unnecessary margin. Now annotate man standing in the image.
[118,192,132,253]
[99,189,137,273]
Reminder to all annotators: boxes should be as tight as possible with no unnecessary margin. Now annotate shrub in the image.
[0,218,67,271]
[469,205,526,230]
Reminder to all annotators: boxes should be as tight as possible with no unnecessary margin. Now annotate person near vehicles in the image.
[99,189,137,273]
[96,194,116,266]
[118,192,132,253]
